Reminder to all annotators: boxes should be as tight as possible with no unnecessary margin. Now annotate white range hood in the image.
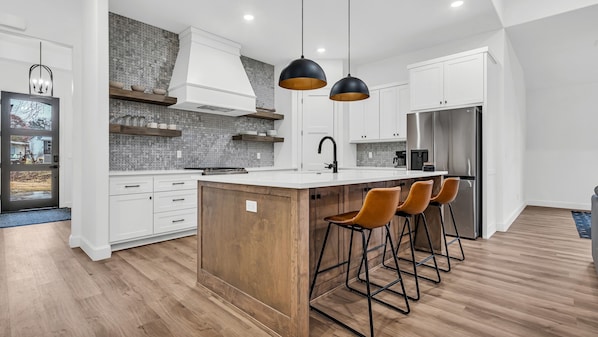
[168,27,256,116]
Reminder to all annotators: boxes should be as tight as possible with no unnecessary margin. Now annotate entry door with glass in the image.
[1,91,59,212]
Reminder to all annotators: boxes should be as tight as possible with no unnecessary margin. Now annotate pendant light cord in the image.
[347,0,351,76]
[39,42,42,78]
[301,0,304,58]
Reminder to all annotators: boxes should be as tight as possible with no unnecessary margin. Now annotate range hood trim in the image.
[168,26,257,116]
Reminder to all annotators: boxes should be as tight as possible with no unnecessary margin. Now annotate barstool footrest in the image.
[310,305,367,337]
[345,283,410,315]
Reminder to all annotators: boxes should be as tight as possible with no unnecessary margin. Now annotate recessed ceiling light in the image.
[451,1,464,8]
[317,48,326,53]
[244,14,254,21]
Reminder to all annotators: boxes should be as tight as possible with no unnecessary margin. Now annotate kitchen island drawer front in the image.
[154,175,197,192]
[154,190,197,213]
[154,208,197,234]
[110,176,153,195]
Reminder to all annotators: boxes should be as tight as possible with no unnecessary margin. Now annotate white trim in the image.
[497,204,526,232]
[527,200,590,211]
[68,234,80,248]
[483,223,496,239]
[79,237,112,261]
[407,47,490,69]
[110,229,197,252]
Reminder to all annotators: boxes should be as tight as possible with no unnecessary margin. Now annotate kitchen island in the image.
[196,169,446,337]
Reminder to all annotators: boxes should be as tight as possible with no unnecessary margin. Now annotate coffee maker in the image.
[393,150,407,168]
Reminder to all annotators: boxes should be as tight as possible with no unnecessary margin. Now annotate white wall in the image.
[525,82,598,210]
[2,0,111,260]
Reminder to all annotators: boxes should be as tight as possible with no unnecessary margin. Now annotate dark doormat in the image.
[571,211,591,239]
[0,208,71,229]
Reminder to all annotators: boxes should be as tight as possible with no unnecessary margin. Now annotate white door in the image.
[349,100,365,142]
[409,62,444,111]
[397,84,410,138]
[363,90,380,140]
[443,53,484,107]
[301,92,335,171]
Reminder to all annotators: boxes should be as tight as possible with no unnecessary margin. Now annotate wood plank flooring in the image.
[1,206,597,336]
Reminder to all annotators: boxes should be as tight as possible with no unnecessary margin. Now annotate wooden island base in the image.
[197,175,442,337]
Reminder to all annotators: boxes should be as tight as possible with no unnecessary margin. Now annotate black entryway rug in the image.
[571,211,591,239]
[0,208,71,229]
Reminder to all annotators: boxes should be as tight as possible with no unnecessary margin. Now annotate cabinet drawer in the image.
[110,176,153,195]
[153,208,197,234]
[154,190,197,213]
[154,175,197,192]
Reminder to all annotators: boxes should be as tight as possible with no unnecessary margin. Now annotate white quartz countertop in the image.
[197,169,447,189]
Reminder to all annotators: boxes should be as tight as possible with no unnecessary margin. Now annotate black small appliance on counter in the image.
[393,150,407,168]
[410,149,428,170]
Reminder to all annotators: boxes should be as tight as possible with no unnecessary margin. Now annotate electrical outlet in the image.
[246,200,257,213]
[368,152,373,159]
[176,150,182,159]
[257,152,261,159]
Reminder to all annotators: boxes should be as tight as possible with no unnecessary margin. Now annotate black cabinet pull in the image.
[310,195,315,200]
[440,101,442,104]
[172,182,185,185]
[125,184,140,188]
[317,194,321,199]
[445,100,447,104]
[172,198,185,202]
[149,196,152,200]
[172,219,185,223]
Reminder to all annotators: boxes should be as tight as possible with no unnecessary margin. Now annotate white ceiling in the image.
[108,0,502,66]
[506,4,598,90]
[108,0,598,90]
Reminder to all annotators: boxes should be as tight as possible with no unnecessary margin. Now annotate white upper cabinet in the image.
[379,84,409,140]
[409,49,486,111]
[350,84,408,143]
[349,90,380,142]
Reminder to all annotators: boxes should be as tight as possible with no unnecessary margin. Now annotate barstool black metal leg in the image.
[384,224,410,314]
[420,214,441,283]
[310,222,333,299]
[360,230,375,337]
[438,205,452,272]
[386,217,420,301]
[447,204,465,261]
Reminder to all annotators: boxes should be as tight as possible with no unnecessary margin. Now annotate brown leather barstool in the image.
[309,187,409,337]
[383,180,440,301]
[429,177,465,272]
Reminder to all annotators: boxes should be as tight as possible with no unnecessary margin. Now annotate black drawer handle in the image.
[172,198,185,202]
[172,182,185,185]
[125,185,140,188]
[172,219,185,223]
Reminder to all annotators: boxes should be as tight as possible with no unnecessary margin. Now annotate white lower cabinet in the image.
[109,192,153,242]
[109,174,197,247]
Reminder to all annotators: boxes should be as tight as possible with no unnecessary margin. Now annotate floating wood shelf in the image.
[109,124,182,137]
[109,87,177,106]
[232,134,284,142]
[243,107,284,120]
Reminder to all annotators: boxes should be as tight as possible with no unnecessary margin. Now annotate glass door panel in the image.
[1,91,59,212]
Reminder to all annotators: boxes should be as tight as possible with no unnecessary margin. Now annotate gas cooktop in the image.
[184,167,248,175]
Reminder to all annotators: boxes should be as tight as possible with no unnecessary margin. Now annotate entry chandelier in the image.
[29,41,54,96]
[329,0,369,101]
[278,0,327,90]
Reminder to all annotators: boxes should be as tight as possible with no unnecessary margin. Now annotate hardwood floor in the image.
[1,206,597,336]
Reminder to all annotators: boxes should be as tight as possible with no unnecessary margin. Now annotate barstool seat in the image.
[310,186,409,337]
[383,179,440,301]
[429,177,465,272]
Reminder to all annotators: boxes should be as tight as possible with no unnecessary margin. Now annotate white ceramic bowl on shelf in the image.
[131,85,146,92]
[266,130,277,136]
[158,123,168,129]
[109,81,124,89]
[153,88,167,95]
[147,122,158,128]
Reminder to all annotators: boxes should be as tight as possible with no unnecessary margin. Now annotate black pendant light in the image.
[278,0,327,90]
[329,0,369,101]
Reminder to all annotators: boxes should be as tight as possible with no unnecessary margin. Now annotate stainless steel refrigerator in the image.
[406,106,481,239]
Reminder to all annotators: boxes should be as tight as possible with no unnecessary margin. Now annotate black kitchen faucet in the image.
[317,136,338,173]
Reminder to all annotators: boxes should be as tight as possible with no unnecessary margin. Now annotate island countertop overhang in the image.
[196,169,448,189]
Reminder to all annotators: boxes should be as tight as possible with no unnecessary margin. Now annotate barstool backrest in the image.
[431,177,460,204]
[352,186,401,229]
[398,180,433,215]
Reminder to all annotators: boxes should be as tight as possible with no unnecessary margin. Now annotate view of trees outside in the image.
[8,99,53,201]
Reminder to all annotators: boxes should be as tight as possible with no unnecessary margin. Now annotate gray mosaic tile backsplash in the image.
[356,142,406,167]
[109,13,275,171]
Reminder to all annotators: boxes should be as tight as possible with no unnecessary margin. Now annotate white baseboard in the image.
[69,234,80,248]
[527,200,590,211]
[497,204,526,232]
[79,237,112,261]
[483,223,496,239]
[110,229,197,252]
